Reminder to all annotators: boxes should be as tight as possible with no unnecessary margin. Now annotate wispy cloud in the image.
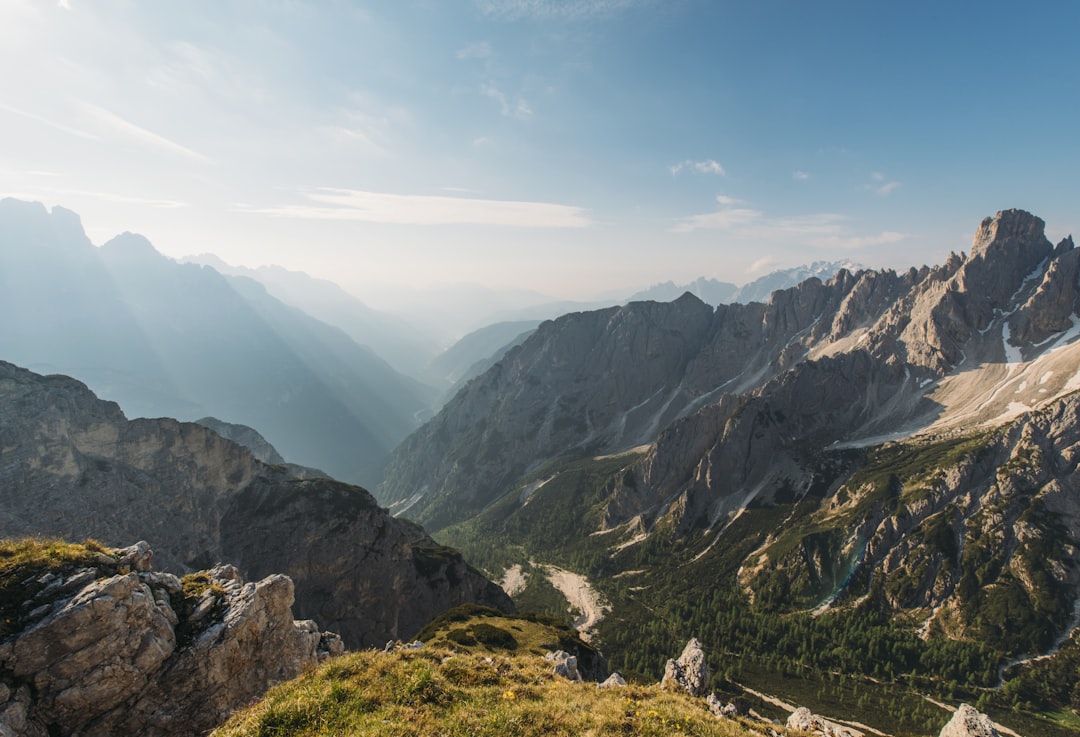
[673,195,907,249]
[672,195,759,232]
[0,102,98,140]
[240,188,592,228]
[318,124,390,157]
[475,0,644,20]
[20,185,187,209]
[670,159,725,176]
[792,170,810,181]
[457,41,493,59]
[481,83,533,120]
[867,171,900,196]
[749,256,779,274]
[82,103,213,164]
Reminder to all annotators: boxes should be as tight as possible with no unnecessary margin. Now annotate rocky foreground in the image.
[0,539,341,737]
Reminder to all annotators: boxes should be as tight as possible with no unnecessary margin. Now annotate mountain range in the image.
[627,262,860,306]
[377,209,1080,733]
[0,198,436,486]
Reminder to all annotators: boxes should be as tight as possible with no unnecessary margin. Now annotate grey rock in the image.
[660,638,709,697]
[939,704,1002,737]
[545,650,582,682]
[0,544,342,737]
[598,672,626,688]
[786,707,855,737]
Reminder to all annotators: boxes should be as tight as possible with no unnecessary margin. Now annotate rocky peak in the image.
[938,704,1002,737]
[660,637,709,697]
[99,231,169,264]
[970,209,1046,259]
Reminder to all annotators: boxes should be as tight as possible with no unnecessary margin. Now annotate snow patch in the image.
[1002,322,1023,365]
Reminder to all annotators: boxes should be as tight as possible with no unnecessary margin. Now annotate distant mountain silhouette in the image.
[0,198,434,486]
[184,255,441,382]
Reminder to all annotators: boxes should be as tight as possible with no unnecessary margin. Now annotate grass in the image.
[0,537,112,638]
[416,606,605,679]
[211,647,774,737]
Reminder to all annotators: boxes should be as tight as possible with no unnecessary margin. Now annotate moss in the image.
[0,537,112,639]
[171,571,229,648]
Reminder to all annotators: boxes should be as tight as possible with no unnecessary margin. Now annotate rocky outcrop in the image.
[0,361,513,648]
[660,638,710,697]
[545,650,582,682]
[0,542,341,737]
[786,707,856,737]
[938,704,1003,737]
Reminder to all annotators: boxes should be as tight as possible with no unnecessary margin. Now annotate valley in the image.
[3,204,1080,736]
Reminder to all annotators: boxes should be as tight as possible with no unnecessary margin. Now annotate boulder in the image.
[786,706,855,737]
[545,650,582,682]
[598,672,626,688]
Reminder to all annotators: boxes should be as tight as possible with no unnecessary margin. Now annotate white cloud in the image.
[457,41,493,59]
[481,83,534,120]
[673,196,908,249]
[866,172,900,195]
[792,170,809,181]
[749,256,779,274]
[82,103,214,164]
[713,194,744,206]
[0,102,98,140]
[240,188,592,228]
[670,159,725,176]
[318,124,390,157]
[14,185,187,209]
[475,0,643,20]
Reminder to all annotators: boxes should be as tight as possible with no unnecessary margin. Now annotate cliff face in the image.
[0,362,512,648]
[0,541,342,737]
[380,210,1078,538]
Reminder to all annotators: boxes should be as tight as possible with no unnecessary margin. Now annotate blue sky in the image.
[2,0,1078,301]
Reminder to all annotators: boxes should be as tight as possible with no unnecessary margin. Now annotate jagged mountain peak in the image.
[380,208,1080,539]
[970,208,1047,258]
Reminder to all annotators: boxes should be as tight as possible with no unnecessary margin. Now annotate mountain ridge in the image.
[0,360,511,648]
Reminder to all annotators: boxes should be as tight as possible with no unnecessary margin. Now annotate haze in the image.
[1,0,1077,303]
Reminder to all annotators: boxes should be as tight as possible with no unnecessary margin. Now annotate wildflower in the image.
[502,690,516,701]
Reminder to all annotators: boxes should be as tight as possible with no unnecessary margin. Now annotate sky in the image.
[2,0,1078,303]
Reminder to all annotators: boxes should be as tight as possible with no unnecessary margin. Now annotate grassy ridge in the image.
[211,646,772,737]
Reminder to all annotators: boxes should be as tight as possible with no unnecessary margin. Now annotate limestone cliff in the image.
[0,540,342,737]
[0,362,512,648]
